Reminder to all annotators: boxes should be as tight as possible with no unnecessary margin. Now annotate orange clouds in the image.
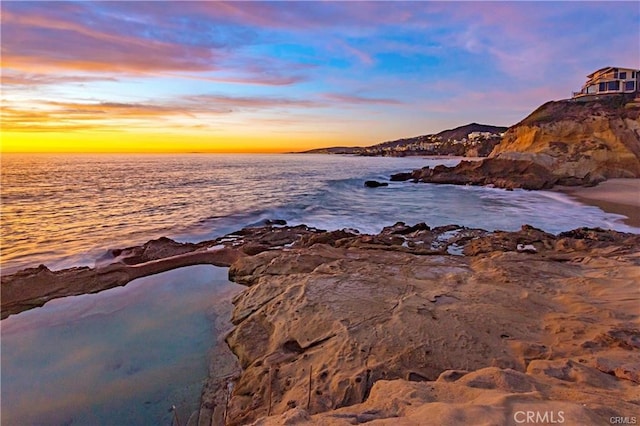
[1,92,404,135]
[1,103,175,133]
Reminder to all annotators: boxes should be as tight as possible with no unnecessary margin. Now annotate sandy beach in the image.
[556,178,640,227]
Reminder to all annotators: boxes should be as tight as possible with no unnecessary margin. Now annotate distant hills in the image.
[300,123,508,157]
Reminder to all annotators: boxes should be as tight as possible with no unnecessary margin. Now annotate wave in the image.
[2,154,637,273]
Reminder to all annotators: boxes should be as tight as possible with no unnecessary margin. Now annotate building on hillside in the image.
[572,66,639,98]
[468,131,493,140]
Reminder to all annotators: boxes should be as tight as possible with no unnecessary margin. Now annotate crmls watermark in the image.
[610,417,637,425]
[513,411,565,424]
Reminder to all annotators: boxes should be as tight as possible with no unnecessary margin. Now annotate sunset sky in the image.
[2,1,639,153]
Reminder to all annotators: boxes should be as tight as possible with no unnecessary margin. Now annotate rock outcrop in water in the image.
[391,94,640,189]
[364,180,388,188]
[392,158,557,189]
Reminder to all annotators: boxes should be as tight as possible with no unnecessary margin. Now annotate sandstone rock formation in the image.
[400,158,558,189]
[491,94,640,185]
[1,223,326,319]
[3,222,639,426]
[391,94,640,189]
[204,224,640,425]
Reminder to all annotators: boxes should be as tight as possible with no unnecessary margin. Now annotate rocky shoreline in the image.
[389,94,640,191]
[2,221,639,425]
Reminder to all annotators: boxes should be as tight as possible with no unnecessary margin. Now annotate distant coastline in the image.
[298,123,507,158]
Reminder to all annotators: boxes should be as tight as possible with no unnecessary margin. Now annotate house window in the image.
[599,82,606,92]
[619,72,627,79]
[608,81,620,91]
[625,81,635,91]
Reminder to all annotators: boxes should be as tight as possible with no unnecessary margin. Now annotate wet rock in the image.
[295,229,359,248]
[113,237,198,265]
[264,219,288,226]
[412,158,558,190]
[4,223,638,320]
[364,180,389,188]
[463,224,557,256]
[380,221,430,235]
[390,172,413,182]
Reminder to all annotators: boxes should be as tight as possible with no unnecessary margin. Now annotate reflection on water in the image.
[1,265,241,426]
[3,154,637,275]
[0,153,436,272]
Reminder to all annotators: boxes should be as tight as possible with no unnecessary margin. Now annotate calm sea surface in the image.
[1,265,241,425]
[2,153,637,273]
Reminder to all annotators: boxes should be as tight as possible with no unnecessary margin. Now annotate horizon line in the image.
[1,151,304,155]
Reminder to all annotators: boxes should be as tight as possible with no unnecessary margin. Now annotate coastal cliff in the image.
[491,94,640,185]
[393,94,640,189]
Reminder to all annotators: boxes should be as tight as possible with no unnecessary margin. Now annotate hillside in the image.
[301,123,507,157]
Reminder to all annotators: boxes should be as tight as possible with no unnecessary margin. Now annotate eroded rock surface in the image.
[492,94,640,184]
[1,222,325,319]
[407,158,558,189]
[3,222,639,426]
[215,226,640,425]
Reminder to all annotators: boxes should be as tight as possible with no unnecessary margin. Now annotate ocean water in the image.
[1,265,241,425]
[2,153,637,274]
[1,153,638,425]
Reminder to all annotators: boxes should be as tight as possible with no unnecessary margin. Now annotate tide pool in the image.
[1,265,241,426]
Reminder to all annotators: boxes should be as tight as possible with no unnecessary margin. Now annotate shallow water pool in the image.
[1,265,241,426]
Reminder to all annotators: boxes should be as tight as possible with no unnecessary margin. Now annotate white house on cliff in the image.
[572,66,639,98]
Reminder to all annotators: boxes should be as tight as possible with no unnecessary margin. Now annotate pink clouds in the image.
[1,72,118,86]
[0,2,305,86]
[2,7,217,74]
[2,1,637,146]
